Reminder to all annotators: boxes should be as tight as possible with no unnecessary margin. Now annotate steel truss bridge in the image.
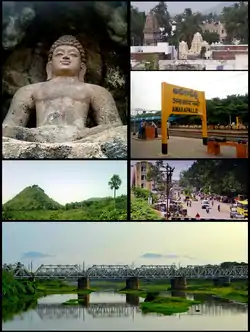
[5,263,248,280]
[35,302,248,319]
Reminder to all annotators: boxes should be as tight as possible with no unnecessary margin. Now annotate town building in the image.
[131,161,154,191]
[200,22,227,42]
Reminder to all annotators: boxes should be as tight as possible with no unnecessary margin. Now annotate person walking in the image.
[218,204,220,212]
[152,121,158,138]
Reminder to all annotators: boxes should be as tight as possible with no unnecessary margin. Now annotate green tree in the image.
[221,2,248,43]
[179,160,248,196]
[130,5,146,45]
[202,31,220,44]
[108,174,122,199]
[173,8,203,48]
[151,1,172,41]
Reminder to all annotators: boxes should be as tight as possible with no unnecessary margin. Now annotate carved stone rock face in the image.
[2,2,128,158]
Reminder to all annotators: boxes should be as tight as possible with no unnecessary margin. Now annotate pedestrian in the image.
[141,120,146,139]
[218,204,220,212]
[138,120,144,139]
[152,121,158,138]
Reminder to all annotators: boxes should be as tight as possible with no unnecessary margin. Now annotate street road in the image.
[184,198,230,220]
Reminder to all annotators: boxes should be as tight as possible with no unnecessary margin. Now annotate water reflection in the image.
[3,292,248,331]
[34,293,247,321]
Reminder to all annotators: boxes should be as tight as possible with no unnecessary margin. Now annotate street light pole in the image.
[161,163,175,220]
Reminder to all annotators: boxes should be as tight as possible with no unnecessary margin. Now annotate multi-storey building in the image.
[200,22,227,42]
[131,161,154,190]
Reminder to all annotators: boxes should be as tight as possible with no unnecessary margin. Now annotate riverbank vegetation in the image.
[2,270,39,322]
[36,280,94,295]
[141,295,201,315]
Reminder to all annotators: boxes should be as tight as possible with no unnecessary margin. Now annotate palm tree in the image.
[108,174,122,199]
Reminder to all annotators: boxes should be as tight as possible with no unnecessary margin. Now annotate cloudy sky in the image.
[2,222,248,269]
[131,160,195,180]
[131,71,248,111]
[2,161,127,204]
[131,1,236,14]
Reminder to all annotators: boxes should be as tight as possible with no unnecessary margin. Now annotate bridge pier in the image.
[77,277,90,290]
[170,277,187,290]
[213,278,231,286]
[171,290,186,298]
[126,294,140,305]
[78,294,90,307]
[125,277,140,290]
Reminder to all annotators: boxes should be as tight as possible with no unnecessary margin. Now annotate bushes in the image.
[131,197,163,220]
[2,196,128,220]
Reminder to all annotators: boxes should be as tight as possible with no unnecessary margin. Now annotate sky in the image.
[2,222,248,269]
[131,71,248,112]
[131,2,236,15]
[2,161,127,204]
[131,160,194,180]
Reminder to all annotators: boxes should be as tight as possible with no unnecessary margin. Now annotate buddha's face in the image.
[51,45,82,77]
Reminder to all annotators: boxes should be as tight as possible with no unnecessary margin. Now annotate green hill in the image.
[2,185,127,221]
[3,185,63,211]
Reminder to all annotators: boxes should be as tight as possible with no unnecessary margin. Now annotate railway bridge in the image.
[5,263,248,290]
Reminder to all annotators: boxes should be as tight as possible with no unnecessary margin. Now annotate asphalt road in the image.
[184,198,231,220]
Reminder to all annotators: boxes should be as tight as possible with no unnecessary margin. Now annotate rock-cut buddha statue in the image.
[3,35,127,159]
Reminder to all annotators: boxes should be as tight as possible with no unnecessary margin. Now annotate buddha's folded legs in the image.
[3,123,124,143]
[2,124,84,143]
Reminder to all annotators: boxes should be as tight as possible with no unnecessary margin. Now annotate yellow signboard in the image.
[161,82,208,155]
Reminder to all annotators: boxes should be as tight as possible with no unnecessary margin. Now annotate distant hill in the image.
[203,2,237,14]
[84,197,112,202]
[3,185,63,211]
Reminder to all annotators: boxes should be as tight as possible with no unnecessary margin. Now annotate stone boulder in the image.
[3,125,127,159]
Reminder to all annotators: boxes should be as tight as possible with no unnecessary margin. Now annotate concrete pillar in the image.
[125,277,140,290]
[77,277,90,290]
[126,294,139,305]
[78,293,90,307]
[213,278,231,286]
[170,277,187,290]
[171,290,186,298]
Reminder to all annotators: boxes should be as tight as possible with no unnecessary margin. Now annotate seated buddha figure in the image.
[3,35,124,144]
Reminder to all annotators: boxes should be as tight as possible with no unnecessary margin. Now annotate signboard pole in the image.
[161,82,168,154]
[201,92,208,145]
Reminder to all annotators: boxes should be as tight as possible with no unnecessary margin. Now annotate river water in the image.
[2,292,248,331]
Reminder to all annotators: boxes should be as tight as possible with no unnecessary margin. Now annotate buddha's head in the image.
[46,35,86,81]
